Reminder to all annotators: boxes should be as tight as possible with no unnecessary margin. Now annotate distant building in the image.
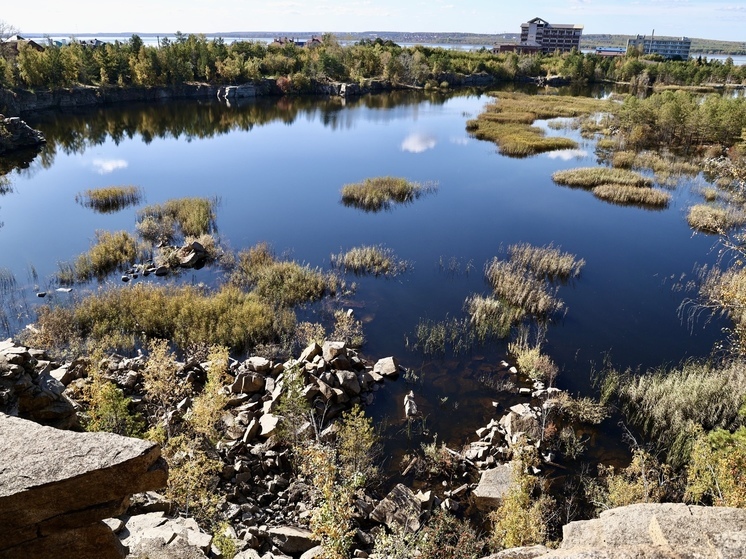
[519,17,583,54]
[0,34,45,56]
[496,43,541,55]
[626,34,691,60]
[270,36,323,48]
[595,46,626,57]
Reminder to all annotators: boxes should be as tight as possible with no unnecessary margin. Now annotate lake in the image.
[0,88,726,452]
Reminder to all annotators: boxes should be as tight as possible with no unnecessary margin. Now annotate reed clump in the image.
[507,242,585,280]
[686,204,746,233]
[231,242,338,307]
[465,294,525,341]
[58,230,142,284]
[508,334,559,384]
[32,283,293,354]
[331,245,408,277]
[137,197,217,243]
[592,184,671,208]
[485,259,564,317]
[340,177,436,212]
[605,359,746,467]
[76,185,143,213]
[466,120,577,157]
[552,167,653,188]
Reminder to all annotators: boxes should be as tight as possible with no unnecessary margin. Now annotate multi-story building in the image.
[519,17,583,54]
[626,35,691,60]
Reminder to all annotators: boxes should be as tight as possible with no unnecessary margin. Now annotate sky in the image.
[3,0,745,42]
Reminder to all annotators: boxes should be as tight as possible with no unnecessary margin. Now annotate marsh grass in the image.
[231,242,338,306]
[699,266,746,348]
[32,283,294,354]
[58,230,142,284]
[137,197,218,243]
[0,267,16,296]
[466,92,610,157]
[76,185,143,213]
[331,245,408,277]
[465,294,525,341]
[413,317,474,356]
[340,177,436,212]
[485,259,564,317]
[592,184,671,208]
[507,333,558,384]
[607,359,746,467]
[686,204,746,233]
[507,242,585,280]
[552,167,653,188]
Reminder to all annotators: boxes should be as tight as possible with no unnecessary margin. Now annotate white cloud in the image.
[91,158,128,174]
[546,149,588,161]
[450,136,468,146]
[401,132,437,153]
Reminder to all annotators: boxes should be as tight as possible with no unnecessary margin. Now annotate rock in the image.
[299,546,324,559]
[50,365,75,386]
[403,390,418,417]
[299,343,322,363]
[259,414,280,437]
[322,341,347,363]
[373,356,399,378]
[336,370,361,395]
[370,483,422,532]
[269,526,319,554]
[0,413,168,559]
[0,116,46,155]
[230,372,266,394]
[247,356,272,372]
[472,463,513,510]
[481,545,550,559]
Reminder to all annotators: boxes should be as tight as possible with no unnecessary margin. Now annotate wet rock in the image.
[373,356,399,378]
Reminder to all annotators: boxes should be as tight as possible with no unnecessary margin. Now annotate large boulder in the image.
[0,413,168,559]
[472,463,514,510]
[370,483,422,532]
[0,115,46,155]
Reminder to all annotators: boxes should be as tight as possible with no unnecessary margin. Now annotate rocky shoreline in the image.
[2,337,746,559]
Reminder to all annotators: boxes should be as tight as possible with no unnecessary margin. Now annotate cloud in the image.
[450,136,468,146]
[401,132,437,153]
[91,158,128,174]
[546,149,588,161]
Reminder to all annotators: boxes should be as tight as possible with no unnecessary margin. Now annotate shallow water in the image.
[0,88,727,455]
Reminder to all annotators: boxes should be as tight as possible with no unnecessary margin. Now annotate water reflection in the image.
[401,132,437,153]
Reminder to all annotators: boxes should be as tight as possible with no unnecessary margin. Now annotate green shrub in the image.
[686,427,746,507]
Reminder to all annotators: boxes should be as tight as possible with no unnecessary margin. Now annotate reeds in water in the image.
[340,177,436,212]
[76,186,143,213]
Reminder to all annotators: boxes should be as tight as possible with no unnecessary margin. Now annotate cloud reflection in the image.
[546,149,588,161]
[401,133,437,153]
[91,158,128,174]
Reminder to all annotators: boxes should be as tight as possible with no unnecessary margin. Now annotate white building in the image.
[520,17,583,54]
[626,35,691,60]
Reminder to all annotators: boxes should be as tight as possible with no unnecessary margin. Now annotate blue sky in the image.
[4,0,745,41]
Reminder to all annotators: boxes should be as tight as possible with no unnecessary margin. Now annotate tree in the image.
[0,20,19,42]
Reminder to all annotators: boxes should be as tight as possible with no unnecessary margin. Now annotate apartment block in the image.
[626,35,691,60]
[520,17,583,54]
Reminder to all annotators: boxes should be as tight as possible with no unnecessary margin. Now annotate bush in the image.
[686,427,746,507]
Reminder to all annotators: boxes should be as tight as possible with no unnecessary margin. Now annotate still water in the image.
[0,89,726,451]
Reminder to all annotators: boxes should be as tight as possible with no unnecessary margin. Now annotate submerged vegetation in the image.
[340,177,436,212]
[75,185,143,213]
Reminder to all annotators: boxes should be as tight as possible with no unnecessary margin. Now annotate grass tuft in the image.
[331,245,409,277]
[592,184,671,208]
[76,185,143,213]
[340,177,436,212]
[507,242,585,280]
[58,230,142,284]
[686,204,746,233]
[552,167,653,188]
[137,197,217,243]
[485,259,564,317]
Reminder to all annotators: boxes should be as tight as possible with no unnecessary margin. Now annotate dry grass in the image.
[485,259,564,317]
[552,167,653,188]
[57,230,142,284]
[508,333,558,384]
[608,358,746,466]
[31,283,294,354]
[686,204,746,233]
[137,197,217,243]
[76,185,143,213]
[466,92,610,157]
[231,242,338,306]
[592,184,671,208]
[465,294,525,341]
[331,245,408,277]
[507,242,585,280]
[340,177,436,212]
[699,266,746,348]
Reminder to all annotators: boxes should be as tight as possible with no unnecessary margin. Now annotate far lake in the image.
[0,88,727,450]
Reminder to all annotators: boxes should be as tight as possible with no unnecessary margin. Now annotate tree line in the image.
[1,32,745,91]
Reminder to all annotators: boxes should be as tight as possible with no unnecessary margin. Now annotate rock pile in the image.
[0,338,79,428]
